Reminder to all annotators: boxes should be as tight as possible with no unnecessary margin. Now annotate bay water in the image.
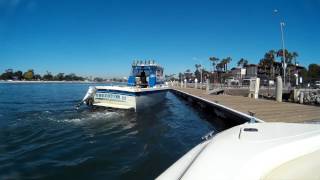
[0,83,225,179]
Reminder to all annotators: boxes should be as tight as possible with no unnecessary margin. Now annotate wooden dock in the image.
[172,87,320,123]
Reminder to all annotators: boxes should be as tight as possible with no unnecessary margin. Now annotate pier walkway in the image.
[172,87,320,123]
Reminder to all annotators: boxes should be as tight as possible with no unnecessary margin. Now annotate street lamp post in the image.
[275,9,286,87]
[200,65,203,84]
[280,22,286,87]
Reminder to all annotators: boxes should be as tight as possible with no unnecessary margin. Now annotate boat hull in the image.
[92,86,168,111]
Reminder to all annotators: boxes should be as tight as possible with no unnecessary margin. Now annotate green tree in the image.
[184,69,192,81]
[308,64,320,80]
[292,52,299,66]
[259,50,276,79]
[225,57,232,71]
[299,68,308,82]
[13,71,23,80]
[276,49,293,65]
[201,68,211,81]
[209,57,219,72]
[0,71,13,80]
[220,57,232,72]
[64,74,74,81]
[64,73,84,81]
[43,71,53,81]
[34,74,42,80]
[195,64,201,70]
[194,69,201,81]
[237,58,248,67]
[23,69,34,80]
[215,62,223,71]
[194,64,202,81]
[219,59,226,72]
[54,73,65,81]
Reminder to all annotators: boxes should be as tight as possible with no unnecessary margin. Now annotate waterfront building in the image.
[244,64,258,79]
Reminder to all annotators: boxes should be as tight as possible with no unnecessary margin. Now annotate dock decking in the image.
[172,87,320,123]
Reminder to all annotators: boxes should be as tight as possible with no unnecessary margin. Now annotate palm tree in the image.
[215,62,224,83]
[209,57,219,72]
[276,49,293,65]
[195,64,201,71]
[259,50,276,79]
[237,58,248,67]
[277,49,297,84]
[226,57,232,72]
[287,53,294,65]
[266,50,276,62]
[220,59,227,72]
[292,52,299,66]
[216,62,224,71]
[237,58,243,67]
[220,57,232,72]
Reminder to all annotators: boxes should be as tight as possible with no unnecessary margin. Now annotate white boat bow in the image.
[157,122,320,180]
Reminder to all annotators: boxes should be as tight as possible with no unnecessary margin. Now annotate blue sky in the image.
[1,0,320,77]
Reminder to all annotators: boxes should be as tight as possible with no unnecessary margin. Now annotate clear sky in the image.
[1,0,320,77]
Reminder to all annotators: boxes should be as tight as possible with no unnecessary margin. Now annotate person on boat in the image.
[140,71,148,88]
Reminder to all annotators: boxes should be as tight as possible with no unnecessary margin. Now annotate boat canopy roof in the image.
[131,60,163,77]
[127,60,164,87]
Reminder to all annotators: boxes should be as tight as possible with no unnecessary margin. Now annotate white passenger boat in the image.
[157,122,320,180]
[80,60,169,111]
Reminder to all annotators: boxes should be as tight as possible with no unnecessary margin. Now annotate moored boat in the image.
[79,60,169,111]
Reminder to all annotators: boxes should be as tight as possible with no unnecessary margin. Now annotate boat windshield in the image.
[132,66,161,77]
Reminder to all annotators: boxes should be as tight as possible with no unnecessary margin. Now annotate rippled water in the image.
[0,83,224,179]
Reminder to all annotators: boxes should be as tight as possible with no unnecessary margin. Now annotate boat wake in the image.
[46,109,128,124]
[8,108,131,127]
[61,111,122,123]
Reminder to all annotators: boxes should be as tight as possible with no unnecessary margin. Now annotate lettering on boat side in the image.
[95,93,127,102]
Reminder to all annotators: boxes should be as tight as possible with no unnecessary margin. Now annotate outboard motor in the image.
[75,86,96,109]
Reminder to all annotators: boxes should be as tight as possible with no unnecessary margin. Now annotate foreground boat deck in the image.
[172,87,320,123]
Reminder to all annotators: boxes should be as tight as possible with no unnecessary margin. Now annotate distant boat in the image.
[79,60,169,111]
[157,122,320,180]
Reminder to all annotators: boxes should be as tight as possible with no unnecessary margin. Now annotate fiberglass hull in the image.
[92,86,169,111]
